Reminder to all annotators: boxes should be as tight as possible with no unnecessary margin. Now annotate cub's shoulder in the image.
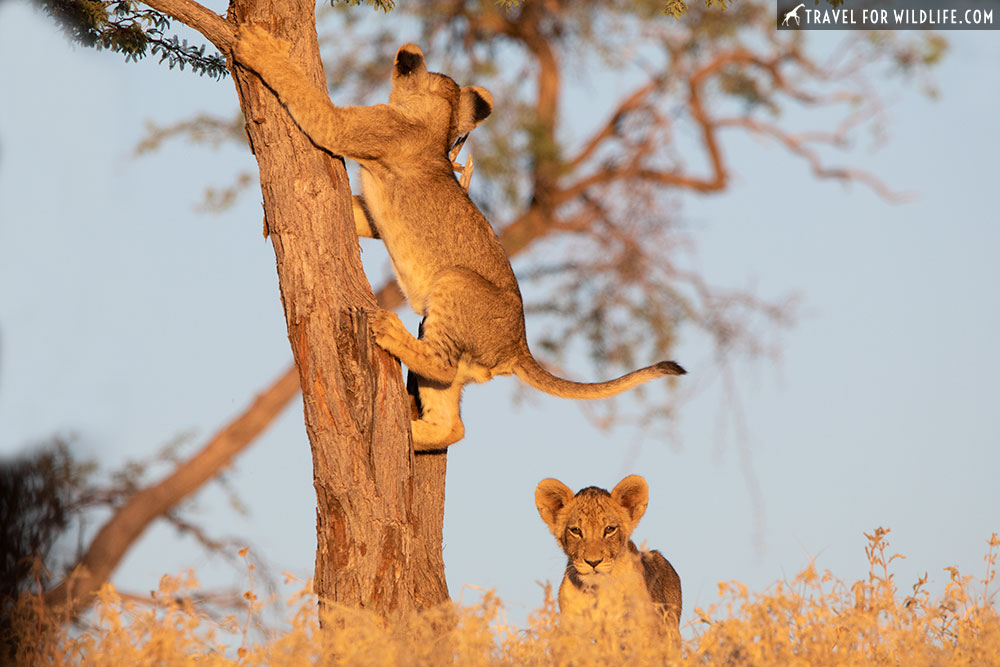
[639,547,682,624]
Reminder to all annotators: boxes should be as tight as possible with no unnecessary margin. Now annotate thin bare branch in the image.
[566,78,662,171]
[715,116,913,201]
[557,164,727,204]
[45,367,300,615]
[134,113,246,156]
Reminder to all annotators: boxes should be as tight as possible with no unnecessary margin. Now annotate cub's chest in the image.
[357,167,442,308]
[558,557,651,618]
[358,167,398,224]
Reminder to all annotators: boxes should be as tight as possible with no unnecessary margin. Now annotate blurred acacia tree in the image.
[16,0,943,622]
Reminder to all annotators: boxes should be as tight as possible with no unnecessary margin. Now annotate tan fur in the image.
[235,28,686,450]
[535,475,682,632]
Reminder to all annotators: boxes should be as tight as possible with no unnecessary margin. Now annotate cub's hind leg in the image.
[373,267,516,386]
[374,268,519,450]
[410,375,465,451]
[371,310,457,385]
[418,267,524,373]
[403,319,465,450]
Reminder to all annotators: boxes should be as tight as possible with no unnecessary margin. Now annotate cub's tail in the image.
[513,348,685,400]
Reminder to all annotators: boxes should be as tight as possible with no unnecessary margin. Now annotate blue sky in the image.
[1,1,998,632]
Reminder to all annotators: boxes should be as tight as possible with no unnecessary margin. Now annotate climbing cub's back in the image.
[535,475,682,632]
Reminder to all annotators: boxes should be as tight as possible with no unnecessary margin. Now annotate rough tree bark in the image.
[136,0,450,617]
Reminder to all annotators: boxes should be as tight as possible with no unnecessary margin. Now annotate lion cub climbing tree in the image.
[234,26,686,450]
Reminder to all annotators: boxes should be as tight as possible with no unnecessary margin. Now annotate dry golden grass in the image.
[8,528,999,665]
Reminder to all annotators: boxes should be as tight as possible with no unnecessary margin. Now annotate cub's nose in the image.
[585,558,603,569]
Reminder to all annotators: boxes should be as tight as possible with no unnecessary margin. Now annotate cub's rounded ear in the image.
[394,43,427,79]
[457,86,493,137]
[611,475,649,529]
[535,478,574,536]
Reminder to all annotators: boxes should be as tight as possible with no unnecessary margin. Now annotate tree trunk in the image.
[412,449,449,608]
[223,0,449,616]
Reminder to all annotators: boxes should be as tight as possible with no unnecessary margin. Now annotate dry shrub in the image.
[688,529,1000,666]
[8,529,999,665]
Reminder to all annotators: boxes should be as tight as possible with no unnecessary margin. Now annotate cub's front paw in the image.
[370,309,406,348]
[235,24,290,66]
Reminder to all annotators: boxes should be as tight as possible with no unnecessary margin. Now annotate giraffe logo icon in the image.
[782,3,806,26]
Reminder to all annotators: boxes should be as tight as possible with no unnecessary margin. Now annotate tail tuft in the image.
[655,361,686,376]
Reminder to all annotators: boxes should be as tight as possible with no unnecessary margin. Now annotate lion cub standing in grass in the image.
[234,27,686,451]
[535,475,682,633]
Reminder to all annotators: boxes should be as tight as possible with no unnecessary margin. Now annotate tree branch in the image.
[556,164,727,204]
[566,78,661,172]
[141,0,234,52]
[45,367,301,615]
[715,116,912,201]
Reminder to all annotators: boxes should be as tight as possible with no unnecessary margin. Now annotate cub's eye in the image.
[567,527,582,538]
[604,526,618,536]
